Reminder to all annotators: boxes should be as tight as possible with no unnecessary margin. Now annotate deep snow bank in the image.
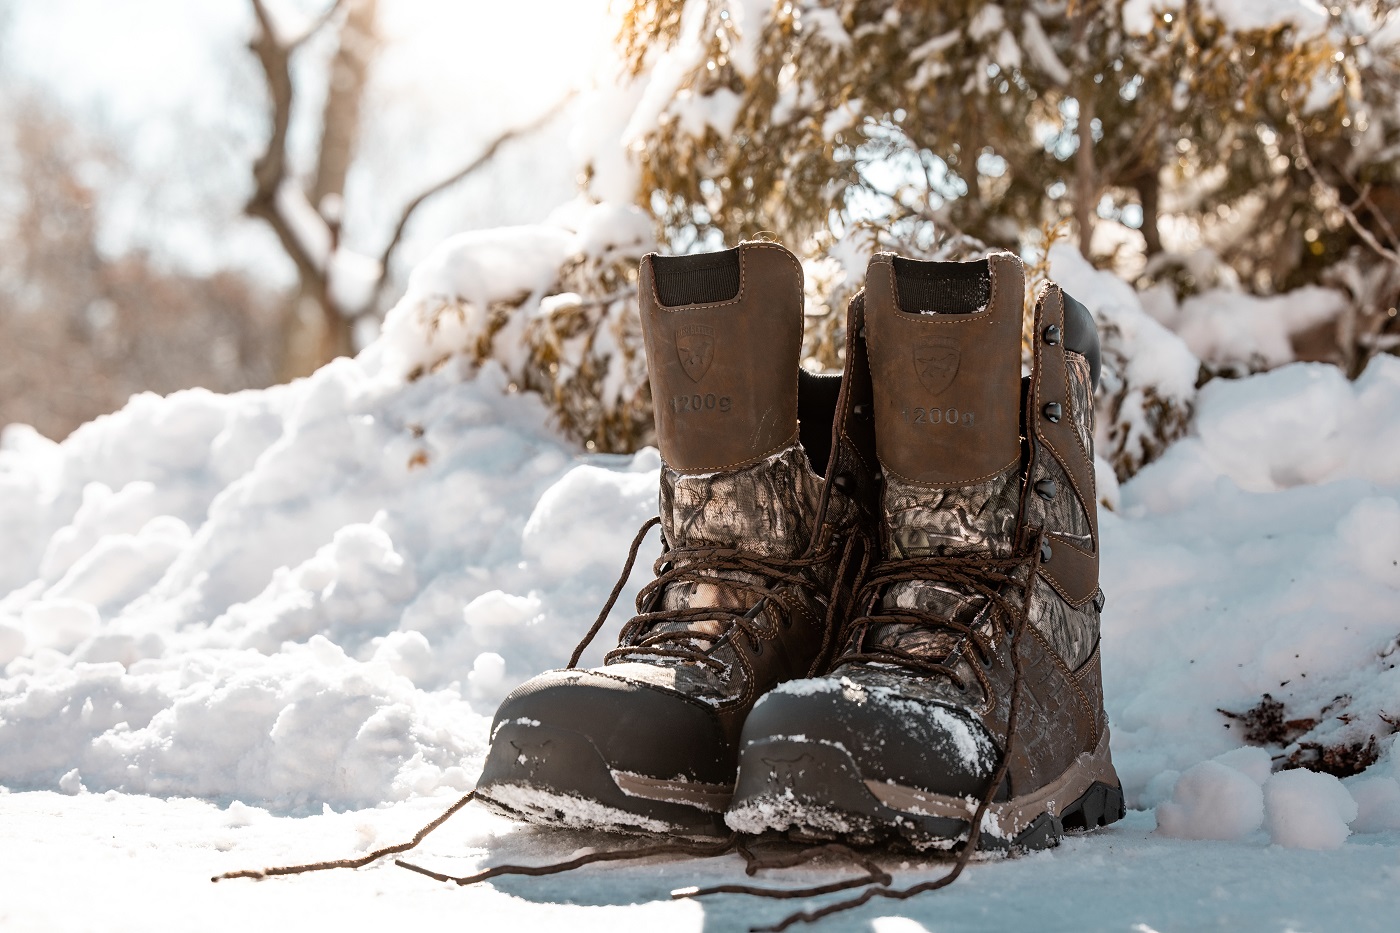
[0,355,661,809]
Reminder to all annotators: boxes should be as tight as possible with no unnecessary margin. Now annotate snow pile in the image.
[1153,745,1385,849]
[1155,757,1265,841]
[1108,357,1400,834]
[1142,283,1348,375]
[1349,772,1400,833]
[0,353,660,810]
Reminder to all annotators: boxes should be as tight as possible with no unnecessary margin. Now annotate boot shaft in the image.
[864,252,1025,492]
[639,243,803,476]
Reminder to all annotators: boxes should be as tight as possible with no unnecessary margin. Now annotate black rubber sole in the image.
[727,737,1125,855]
[476,721,730,837]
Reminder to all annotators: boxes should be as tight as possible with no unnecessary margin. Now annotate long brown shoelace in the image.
[215,533,1038,932]
[566,516,856,672]
[714,540,1043,931]
[835,550,1032,685]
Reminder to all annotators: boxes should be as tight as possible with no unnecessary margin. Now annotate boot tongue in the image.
[862,253,1027,658]
[639,243,811,559]
[864,253,1026,560]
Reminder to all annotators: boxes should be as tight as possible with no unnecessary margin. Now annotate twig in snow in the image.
[210,790,476,882]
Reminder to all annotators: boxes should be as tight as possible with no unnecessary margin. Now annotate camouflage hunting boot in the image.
[727,252,1125,853]
[475,241,877,836]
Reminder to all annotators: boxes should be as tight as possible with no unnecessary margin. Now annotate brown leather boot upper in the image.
[728,251,1121,850]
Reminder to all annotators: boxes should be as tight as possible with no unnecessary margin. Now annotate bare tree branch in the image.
[1290,108,1400,267]
[246,0,326,290]
[287,0,349,49]
[369,90,578,309]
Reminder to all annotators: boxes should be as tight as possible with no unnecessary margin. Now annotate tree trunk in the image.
[1138,165,1162,257]
[278,0,378,382]
[313,0,378,213]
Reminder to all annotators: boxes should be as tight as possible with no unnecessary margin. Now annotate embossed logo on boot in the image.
[675,324,716,382]
[914,336,960,395]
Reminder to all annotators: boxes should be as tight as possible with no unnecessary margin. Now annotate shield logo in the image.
[914,336,960,395]
[675,323,715,382]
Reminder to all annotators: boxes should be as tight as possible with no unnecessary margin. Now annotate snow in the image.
[0,349,665,811]
[800,7,852,51]
[3,219,1400,925]
[1207,0,1330,37]
[4,793,1399,933]
[1155,760,1264,841]
[1263,769,1358,850]
[1121,0,1328,37]
[372,199,654,382]
[1020,12,1070,86]
[1349,776,1400,833]
[1050,244,1200,479]
[1145,284,1349,374]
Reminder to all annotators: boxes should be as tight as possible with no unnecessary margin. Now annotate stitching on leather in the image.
[1048,533,1096,559]
[1033,285,1099,606]
[1035,288,1094,516]
[1070,641,1105,745]
[1039,565,1097,609]
[667,431,801,475]
[838,430,874,473]
[877,455,1019,489]
[647,246,744,311]
[1027,622,1096,747]
[648,240,802,313]
[874,254,1019,485]
[654,242,803,474]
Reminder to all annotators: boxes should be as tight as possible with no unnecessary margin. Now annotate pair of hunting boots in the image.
[476,242,1124,854]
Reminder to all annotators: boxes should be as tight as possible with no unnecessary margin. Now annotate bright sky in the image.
[1,0,614,284]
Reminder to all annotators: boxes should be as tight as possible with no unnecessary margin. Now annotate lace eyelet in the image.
[752,640,765,656]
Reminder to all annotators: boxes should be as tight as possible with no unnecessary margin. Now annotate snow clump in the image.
[1155,759,1265,841]
[1263,769,1359,850]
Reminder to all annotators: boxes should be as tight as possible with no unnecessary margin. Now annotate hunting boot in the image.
[475,241,877,836]
[727,252,1125,853]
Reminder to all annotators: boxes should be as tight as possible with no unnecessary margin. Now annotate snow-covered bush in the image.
[373,201,658,453]
[612,0,1400,377]
[1050,245,1200,482]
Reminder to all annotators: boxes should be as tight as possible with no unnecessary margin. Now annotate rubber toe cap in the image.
[739,678,1001,798]
[483,667,732,786]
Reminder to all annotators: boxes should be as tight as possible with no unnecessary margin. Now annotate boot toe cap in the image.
[482,667,732,787]
[739,677,1001,799]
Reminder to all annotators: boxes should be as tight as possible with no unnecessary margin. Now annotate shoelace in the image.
[834,551,1031,687]
[710,538,1046,932]
[567,515,855,673]
[212,515,878,914]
